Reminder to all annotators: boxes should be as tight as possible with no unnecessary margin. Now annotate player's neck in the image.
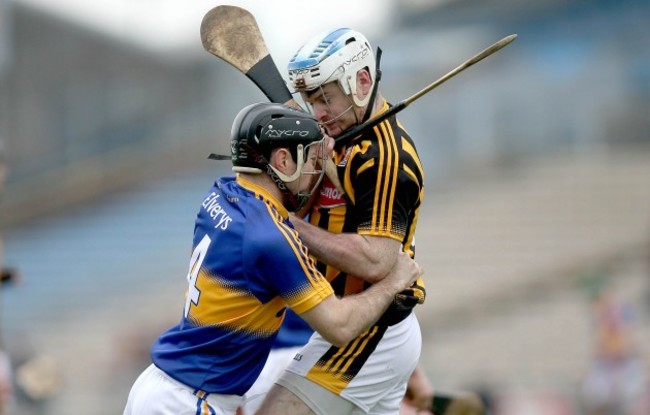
[357,93,385,122]
[240,173,284,204]
[371,93,385,116]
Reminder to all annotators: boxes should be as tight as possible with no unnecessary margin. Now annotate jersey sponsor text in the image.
[202,192,232,230]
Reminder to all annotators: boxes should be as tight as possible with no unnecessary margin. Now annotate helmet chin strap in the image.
[361,47,383,124]
[241,143,302,210]
[265,164,303,211]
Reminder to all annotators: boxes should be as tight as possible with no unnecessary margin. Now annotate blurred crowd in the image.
[0,146,63,415]
[580,286,649,414]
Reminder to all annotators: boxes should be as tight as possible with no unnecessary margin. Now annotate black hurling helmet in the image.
[229,102,326,208]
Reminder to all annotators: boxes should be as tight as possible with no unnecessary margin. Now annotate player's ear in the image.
[270,148,293,175]
[356,69,372,98]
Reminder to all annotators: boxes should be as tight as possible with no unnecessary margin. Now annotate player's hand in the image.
[402,365,434,414]
[394,282,426,311]
[386,252,421,292]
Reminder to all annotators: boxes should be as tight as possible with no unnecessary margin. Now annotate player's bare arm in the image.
[403,364,435,412]
[299,251,420,346]
[290,214,401,283]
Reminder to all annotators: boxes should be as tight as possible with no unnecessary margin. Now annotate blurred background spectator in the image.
[1,131,15,415]
[580,287,649,414]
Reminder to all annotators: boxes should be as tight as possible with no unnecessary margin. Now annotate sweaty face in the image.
[301,82,361,138]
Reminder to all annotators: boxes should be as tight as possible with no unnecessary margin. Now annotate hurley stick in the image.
[335,34,517,144]
[200,5,344,194]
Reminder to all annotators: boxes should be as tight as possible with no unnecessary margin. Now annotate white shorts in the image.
[123,364,243,415]
[241,346,304,414]
[277,313,421,415]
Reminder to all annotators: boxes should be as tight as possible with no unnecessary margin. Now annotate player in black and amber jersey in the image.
[255,29,429,415]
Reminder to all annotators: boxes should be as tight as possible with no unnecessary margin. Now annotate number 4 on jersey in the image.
[184,234,211,318]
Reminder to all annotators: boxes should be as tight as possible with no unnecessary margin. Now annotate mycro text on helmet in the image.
[339,47,370,70]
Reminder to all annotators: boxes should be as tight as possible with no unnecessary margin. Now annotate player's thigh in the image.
[124,364,241,415]
[280,313,422,414]
[243,346,302,413]
[269,372,357,415]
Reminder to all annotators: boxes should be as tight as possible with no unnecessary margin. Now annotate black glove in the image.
[394,281,426,310]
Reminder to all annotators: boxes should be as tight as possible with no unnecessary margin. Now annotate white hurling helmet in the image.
[287,28,376,107]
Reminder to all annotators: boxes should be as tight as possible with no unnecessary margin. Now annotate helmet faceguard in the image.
[282,139,327,209]
[288,28,376,107]
[228,103,327,210]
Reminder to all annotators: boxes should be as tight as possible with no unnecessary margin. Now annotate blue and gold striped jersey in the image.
[151,174,334,395]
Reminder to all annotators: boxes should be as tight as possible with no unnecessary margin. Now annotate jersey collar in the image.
[236,174,289,219]
[373,99,390,119]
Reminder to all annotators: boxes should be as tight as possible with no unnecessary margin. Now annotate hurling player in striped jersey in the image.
[257,28,431,415]
[123,103,421,415]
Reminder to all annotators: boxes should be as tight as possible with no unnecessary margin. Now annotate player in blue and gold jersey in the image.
[123,103,422,415]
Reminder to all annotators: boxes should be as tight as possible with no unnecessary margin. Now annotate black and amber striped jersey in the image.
[310,100,425,304]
